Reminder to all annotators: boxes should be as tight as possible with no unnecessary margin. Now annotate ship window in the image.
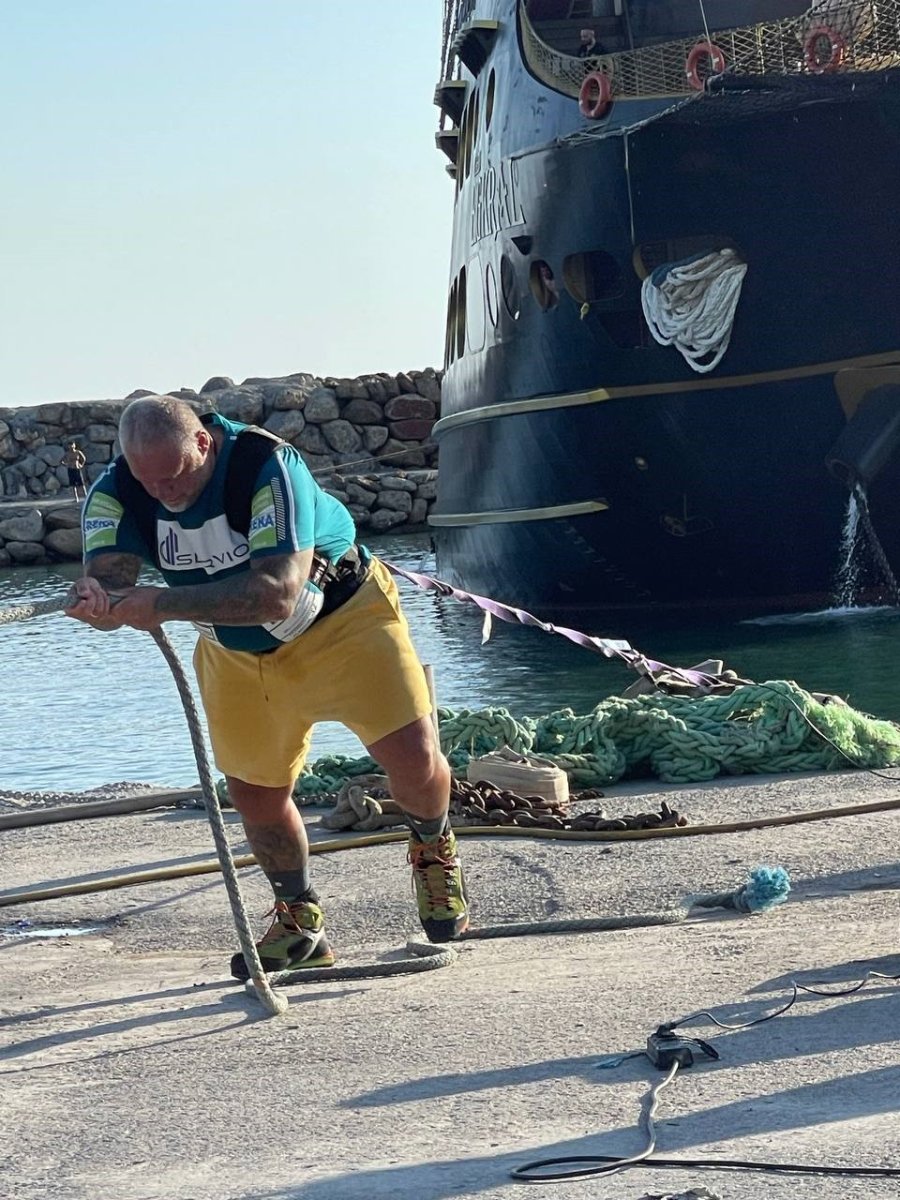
[456,266,467,359]
[466,258,486,351]
[445,279,458,366]
[463,96,476,180]
[485,262,499,327]
[563,250,625,303]
[500,255,520,320]
[457,104,468,187]
[529,260,560,311]
[485,69,496,131]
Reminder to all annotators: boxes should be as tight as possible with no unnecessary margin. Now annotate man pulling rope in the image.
[65,394,469,979]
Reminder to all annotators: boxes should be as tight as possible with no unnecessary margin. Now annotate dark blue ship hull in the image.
[431,2,900,621]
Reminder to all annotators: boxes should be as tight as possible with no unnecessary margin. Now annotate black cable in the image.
[511,1062,679,1183]
[513,1152,900,1183]
[511,969,900,1184]
[670,969,900,1034]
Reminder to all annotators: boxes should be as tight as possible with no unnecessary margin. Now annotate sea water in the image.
[1,531,898,793]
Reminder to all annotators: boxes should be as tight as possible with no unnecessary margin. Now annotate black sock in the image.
[267,868,315,904]
[405,811,449,843]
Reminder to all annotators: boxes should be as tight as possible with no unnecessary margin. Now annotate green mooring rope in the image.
[288,681,900,800]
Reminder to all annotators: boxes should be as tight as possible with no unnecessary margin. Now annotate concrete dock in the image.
[1,769,899,1199]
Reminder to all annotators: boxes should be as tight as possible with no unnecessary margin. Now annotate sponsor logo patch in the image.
[83,495,122,551]
[156,514,249,574]
[249,486,278,551]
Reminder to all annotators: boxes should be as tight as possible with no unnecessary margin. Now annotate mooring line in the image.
[0,575,889,1008]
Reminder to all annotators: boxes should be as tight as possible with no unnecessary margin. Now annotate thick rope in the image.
[641,248,748,374]
[148,630,287,1015]
[294,683,900,797]
[0,596,67,625]
[6,797,900,913]
[251,940,458,993]
[236,869,790,993]
[0,595,286,1014]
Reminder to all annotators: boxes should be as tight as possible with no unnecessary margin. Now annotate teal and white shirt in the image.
[82,414,356,652]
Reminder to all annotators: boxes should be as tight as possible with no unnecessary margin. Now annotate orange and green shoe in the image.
[408,829,469,943]
[230,898,335,980]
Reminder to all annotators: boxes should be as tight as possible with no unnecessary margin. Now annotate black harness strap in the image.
[111,418,369,625]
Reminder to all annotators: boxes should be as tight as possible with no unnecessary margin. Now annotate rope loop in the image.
[641,247,748,374]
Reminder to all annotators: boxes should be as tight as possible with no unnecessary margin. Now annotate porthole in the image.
[500,255,520,320]
[529,260,559,310]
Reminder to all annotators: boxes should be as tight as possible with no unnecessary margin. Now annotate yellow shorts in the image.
[193,557,432,787]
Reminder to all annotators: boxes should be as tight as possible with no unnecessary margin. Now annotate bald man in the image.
[66,395,468,979]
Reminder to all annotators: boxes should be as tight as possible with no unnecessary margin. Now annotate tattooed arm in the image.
[65,552,143,630]
[66,549,314,633]
[154,549,313,625]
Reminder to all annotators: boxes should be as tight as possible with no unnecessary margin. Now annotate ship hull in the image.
[432,5,900,622]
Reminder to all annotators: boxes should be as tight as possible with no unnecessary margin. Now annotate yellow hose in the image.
[2,791,899,909]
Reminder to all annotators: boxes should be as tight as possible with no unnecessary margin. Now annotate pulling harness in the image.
[112,415,369,628]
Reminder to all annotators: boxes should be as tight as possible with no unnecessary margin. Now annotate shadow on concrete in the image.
[341,982,900,1113]
[240,1055,900,1199]
[0,974,359,1037]
[749,952,900,994]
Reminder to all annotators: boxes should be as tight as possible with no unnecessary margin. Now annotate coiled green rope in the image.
[292,681,900,799]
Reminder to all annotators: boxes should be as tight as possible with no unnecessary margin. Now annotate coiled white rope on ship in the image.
[641,248,748,374]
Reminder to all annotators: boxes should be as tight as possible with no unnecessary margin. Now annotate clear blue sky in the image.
[0,1,452,405]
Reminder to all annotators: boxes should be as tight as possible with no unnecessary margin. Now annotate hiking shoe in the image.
[229,899,335,980]
[408,829,469,943]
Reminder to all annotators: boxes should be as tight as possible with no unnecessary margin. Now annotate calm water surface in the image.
[1,531,898,792]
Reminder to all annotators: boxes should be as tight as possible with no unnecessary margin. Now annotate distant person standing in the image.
[63,442,87,500]
[578,28,607,57]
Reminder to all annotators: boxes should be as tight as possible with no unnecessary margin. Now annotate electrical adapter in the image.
[646,1028,719,1070]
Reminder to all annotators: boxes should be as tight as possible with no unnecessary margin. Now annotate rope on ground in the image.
[239,867,789,989]
[6,799,900,912]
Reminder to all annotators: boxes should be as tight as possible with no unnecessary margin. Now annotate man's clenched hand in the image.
[65,579,165,632]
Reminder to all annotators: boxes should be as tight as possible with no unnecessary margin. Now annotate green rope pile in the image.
[285,681,900,801]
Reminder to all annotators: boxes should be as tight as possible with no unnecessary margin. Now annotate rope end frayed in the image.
[729,865,791,913]
[690,865,791,915]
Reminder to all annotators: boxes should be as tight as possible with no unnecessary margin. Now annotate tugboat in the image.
[429,1,900,621]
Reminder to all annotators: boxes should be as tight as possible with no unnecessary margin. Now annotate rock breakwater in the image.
[0,368,442,566]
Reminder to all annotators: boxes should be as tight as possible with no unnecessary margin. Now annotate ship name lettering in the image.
[470,159,525,245]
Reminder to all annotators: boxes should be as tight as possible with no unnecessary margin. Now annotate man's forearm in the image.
[154,570,296,625]
[87,554,142,592]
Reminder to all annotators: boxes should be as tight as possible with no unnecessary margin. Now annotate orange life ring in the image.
[578,71,612,120]
[804,26,846,74]
[685,41,727,91]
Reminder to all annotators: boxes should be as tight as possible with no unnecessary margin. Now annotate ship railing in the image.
[442,0,479,80]
[519,0,900,101]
